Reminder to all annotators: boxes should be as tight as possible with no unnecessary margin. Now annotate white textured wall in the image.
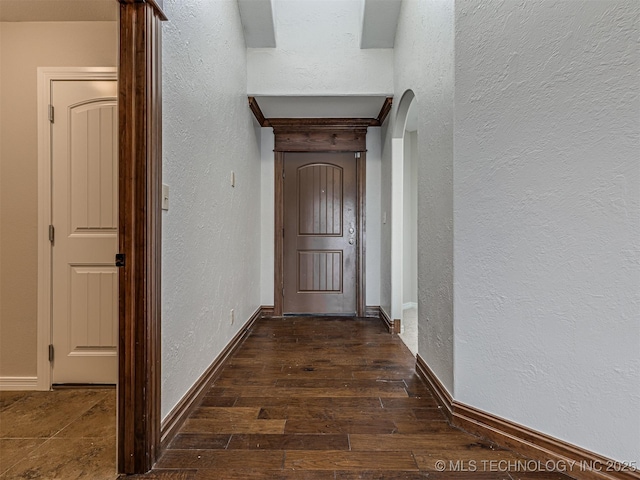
[402,134,412,306]
[365,128,382,306]
[260,128,275,306]
[379,124,392,317]
[381,0,454,391]
[454,0,640,462]
[161,0,262,419]
[403,131,418,306]
[247,0,393,95]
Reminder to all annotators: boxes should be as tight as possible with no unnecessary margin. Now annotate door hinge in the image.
[282,170,285,179]
[48,344,54,362]
[355,152,361,159]
[282,287,285,298]
[48,104,54,123]
[115,253,126,268]
[48,225,55,243]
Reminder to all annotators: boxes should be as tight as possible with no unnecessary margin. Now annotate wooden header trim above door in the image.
[274,127,367,152]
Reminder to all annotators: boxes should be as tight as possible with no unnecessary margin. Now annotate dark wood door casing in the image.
[283,153,358,314]
[273,125,367,317]
[118,0,166,474]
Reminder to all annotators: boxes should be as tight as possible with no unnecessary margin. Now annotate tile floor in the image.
[0,387,116,479]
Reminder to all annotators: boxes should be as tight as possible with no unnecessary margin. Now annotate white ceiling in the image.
[0,0,116,22]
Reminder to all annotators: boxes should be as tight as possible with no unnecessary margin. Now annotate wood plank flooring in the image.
[143,317,575,480]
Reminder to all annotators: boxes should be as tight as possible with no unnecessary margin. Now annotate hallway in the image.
[138,317,571,479]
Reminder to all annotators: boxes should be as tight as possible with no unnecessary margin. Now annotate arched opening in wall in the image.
[391,89,418,355]
[400,102,418,355]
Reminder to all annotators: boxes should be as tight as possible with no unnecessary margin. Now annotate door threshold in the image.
[52,383,116,389]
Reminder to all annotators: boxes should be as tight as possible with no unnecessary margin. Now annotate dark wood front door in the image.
[283,152,357,315]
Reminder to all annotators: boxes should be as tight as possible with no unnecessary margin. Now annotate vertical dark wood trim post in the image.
[118,0,166,474]
[357,152,366,317]
[274,152,284,316]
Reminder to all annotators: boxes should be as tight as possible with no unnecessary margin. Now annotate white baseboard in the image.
[402,302,418,311]
[0,376,39,391]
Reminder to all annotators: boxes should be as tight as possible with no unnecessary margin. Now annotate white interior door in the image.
[51,79,118,384]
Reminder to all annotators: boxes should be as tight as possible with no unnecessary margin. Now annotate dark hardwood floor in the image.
[133,317,574,480]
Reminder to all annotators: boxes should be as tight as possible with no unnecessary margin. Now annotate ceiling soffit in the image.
[238,0,276,48]
[360,0,402,49]
[249,96,393,129]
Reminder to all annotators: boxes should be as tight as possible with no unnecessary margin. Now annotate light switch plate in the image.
[162,184,169,210]
[230,171,235,187]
